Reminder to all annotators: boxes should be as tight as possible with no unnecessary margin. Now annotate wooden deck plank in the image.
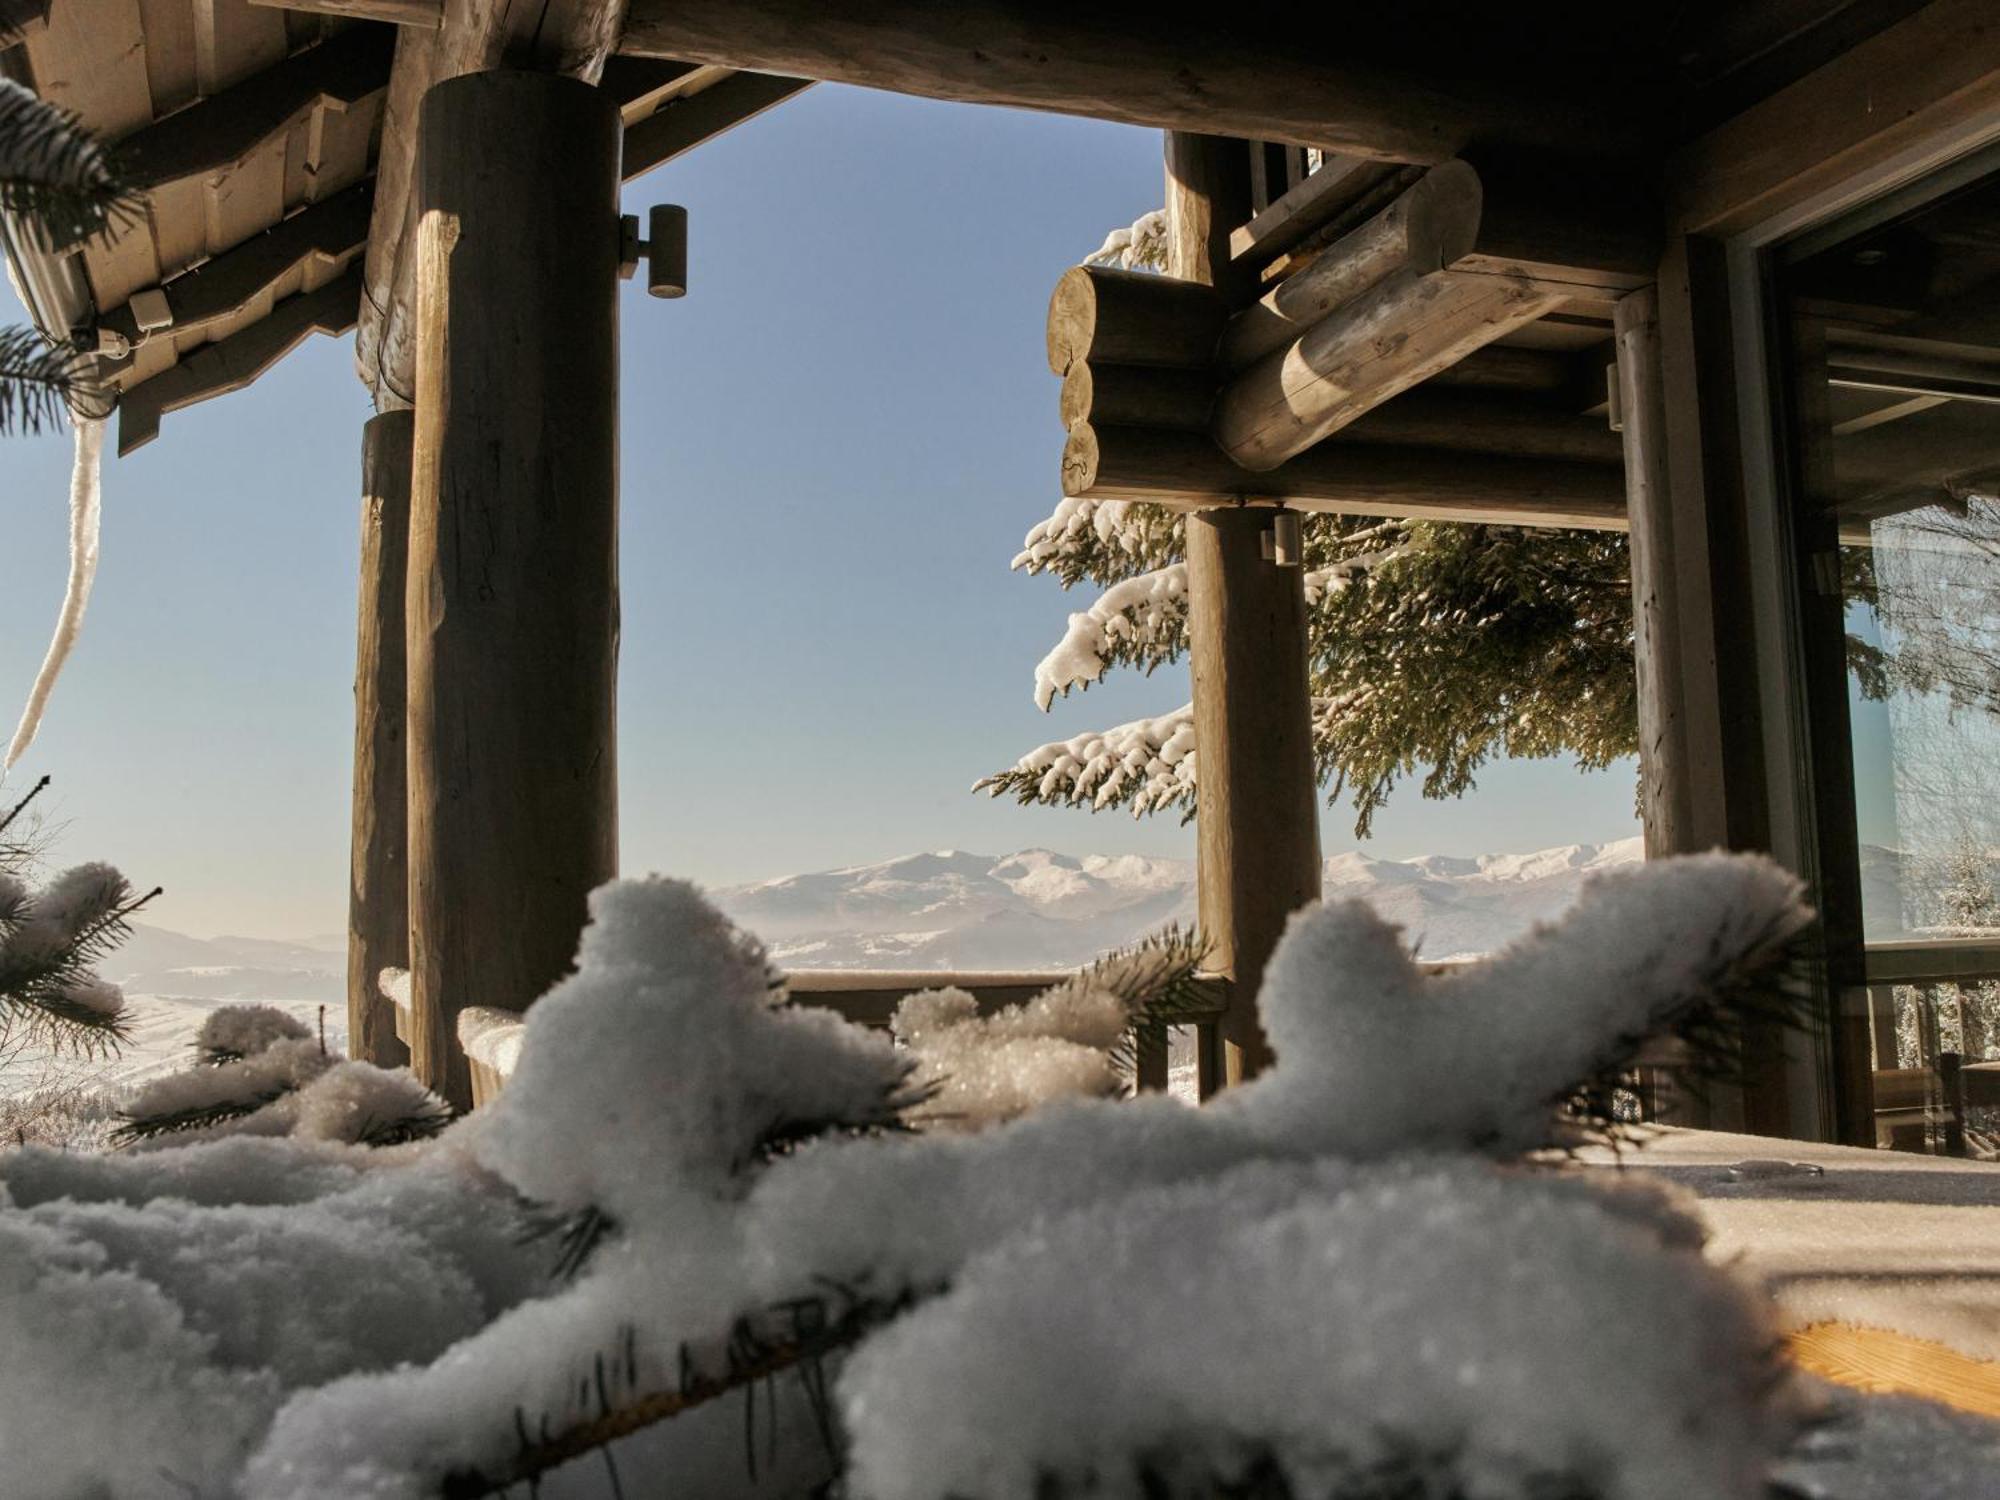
[1790,1323,2000,1420]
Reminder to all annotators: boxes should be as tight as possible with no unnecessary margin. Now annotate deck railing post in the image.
[348,408,415,1068]
[405,72,623,1108]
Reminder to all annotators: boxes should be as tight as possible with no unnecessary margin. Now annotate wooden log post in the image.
[1170,132,1322,1086]
[406,72,622,1108]
[348,409,415,1069]
[1188,507,1321,1084]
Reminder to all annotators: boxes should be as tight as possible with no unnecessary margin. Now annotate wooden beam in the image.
[1670,0,2000,237]
[249,0,440,23]
[622,70,812,180]
[1431,343,1580,396]
[116,264,361,453]
[100,180,371,344]
[1334,384,1625,463]
[617,0,1643,164]
[1063,420,1628,530]
[1229,156,1401,268]
[0,1,51,41]
[1046,264,1225,376]
[1060,361,1214,431]
[357,0,629,406]
[1214,266,1562,470]
[1063,360,1625,465]
[1451,148,1659,298]
[1219,162,1483,372]
[350,409,414,1070]
[600,56,708,120]
[111,26,393,190]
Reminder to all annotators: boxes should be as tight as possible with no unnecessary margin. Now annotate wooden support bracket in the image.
[247,0,441,22]
[112,27,394,191]
[622,70,813,180]
[117,265,363,454]
[100,180,372,346]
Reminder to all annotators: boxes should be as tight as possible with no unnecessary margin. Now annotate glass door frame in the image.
[1718,120,2000,1145]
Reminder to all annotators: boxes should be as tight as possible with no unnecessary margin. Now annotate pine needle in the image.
[1556,918,1817,1150]
[0,78,142,251]
[0,325,106,437]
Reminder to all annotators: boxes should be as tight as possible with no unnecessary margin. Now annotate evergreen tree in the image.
[984,500,1638,837]
[981,219,1639,837]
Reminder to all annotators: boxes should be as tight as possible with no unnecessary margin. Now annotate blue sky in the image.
[0,85,1639,938]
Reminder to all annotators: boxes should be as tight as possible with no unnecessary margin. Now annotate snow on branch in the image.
[1085,208,1167,272]
[1013,494,1182,588]
[978,703,1197,818]
[1032,563,1188,710]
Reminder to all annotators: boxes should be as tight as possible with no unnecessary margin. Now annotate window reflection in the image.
[1783,169,2000,1154]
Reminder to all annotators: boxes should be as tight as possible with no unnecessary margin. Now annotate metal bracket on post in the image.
[1270,509,1301,567]
[618,204,688,298]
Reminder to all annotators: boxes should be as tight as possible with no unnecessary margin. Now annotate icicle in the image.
[6,414,104,768]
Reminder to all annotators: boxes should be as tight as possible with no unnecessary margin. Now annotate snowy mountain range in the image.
[72,835,1940,1095]
[709,840,1648,968]
[107,836,1654,1012]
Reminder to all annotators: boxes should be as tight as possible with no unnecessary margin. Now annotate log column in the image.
[1170,132,1322,1085]
[407,73,622,1107]
[349,409,415,1069]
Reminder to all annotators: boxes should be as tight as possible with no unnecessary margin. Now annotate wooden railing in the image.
[1861,939,2000,1157]
[397,967,1234,1109]
[787,970,1232,1097]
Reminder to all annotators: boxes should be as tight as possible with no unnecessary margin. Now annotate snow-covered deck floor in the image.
[1575,1128,2000,1381]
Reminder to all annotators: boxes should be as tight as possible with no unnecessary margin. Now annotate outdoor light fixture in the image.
[620,204,689,298]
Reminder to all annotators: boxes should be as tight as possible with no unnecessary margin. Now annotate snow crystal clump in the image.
[286,1061,452,1147]
[0,1212,279,1496]
[891,980,1127,1127]
[197,1002,311,1061]
[1,1133,366,1210]
[0,1150,538,1498]
[477,877,918,1228]
[1224,851,1813,1158]
[840,1157,1792,1500]
[119,1035,332,1143]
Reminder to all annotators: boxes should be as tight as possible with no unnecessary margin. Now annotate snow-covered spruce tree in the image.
[0,775,152,1060]
[980,217,1637,836]
[0,852,1837,1499]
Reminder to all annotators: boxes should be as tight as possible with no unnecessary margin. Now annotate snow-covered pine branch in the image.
[111,1003,453,1149]
[977,702,1198,818]
[0,77,141,255]
[0,855,1829,1498]
[1001,508,1637,837]
[0,853,147,1054]
[1084,207,1167,272]
[1013,494,1182,588]
[890,925,1208,1128]
[1032,563,1188,709]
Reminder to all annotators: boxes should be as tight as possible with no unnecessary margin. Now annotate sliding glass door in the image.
[1773,160,2000,1156]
